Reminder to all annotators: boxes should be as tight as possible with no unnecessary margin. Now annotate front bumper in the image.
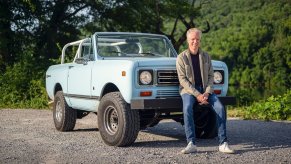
[131,96,236,112]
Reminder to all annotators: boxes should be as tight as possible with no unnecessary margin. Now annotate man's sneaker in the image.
[181,141,197,154]
[219,142,235,154]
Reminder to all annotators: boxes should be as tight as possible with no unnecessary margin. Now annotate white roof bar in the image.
[61,38,90,64]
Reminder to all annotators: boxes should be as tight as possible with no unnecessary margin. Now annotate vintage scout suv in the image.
[46,32,235,147]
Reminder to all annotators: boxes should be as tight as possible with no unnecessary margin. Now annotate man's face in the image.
[187,31,201,52]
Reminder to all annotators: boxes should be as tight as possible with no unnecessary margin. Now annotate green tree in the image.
[0,0,206,108]
[200,0,291,87]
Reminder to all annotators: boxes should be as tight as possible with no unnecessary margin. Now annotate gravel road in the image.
[0,109,290,164]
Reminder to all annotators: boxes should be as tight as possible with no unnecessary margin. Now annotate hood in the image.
[101,57,225,68]
[212,60,226,68]
[101,57,177,68]
[135,58,224,68]
[135,57,177,67]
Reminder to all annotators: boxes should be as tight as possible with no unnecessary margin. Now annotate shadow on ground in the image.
[133,119,291,153]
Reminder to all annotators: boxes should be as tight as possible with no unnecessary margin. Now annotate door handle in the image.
[69,66,74,69]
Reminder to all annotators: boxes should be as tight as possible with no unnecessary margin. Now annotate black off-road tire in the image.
[53,91,77,131]
[194,106,217,139]
[98,92,140,147]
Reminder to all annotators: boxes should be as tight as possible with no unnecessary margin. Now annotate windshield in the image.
[95,33,177,58]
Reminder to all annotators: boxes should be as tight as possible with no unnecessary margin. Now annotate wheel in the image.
[53,91,77,131]
[98,92,140,147]
[194,106,217,139]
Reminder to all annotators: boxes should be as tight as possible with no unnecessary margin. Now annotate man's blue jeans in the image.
[181,86,227,145]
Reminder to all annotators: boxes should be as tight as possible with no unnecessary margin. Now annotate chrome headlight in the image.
[214,71,224,84]
[139,70,153,85]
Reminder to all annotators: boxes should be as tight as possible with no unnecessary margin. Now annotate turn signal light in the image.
[122,71,126,76]
[214,90,221,95]
[140,91,152,97]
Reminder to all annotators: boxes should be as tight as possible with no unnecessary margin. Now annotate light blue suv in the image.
[46,32,235,147]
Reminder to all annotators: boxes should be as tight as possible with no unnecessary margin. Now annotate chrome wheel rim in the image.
[55,100,63,122]
[104,106,119,135]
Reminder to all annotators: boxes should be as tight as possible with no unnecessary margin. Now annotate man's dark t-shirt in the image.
[191,53,203,86]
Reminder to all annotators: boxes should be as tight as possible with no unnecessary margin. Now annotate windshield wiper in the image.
[105,51,127,56]
[138,52,158,56]
[139,52,165,57]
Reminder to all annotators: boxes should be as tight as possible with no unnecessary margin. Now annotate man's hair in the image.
[186,28,202,39]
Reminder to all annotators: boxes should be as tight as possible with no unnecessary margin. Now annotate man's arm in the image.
[205,53,214,94]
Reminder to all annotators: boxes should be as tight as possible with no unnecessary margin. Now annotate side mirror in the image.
[75,57,89,65]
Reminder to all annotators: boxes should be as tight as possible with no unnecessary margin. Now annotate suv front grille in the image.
[157,70,179,86]
[157,90,180,97]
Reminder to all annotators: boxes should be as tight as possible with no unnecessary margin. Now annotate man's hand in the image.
[201,93,209,105]
[197,94,204,103]
[197,93,209,105]
[203,93,209,100]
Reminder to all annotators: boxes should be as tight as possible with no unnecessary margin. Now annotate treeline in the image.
[0,0,290,108]
[0,0,207,108]
[199,0,291,87]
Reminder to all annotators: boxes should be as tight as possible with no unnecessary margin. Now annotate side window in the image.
[81,43,94,61]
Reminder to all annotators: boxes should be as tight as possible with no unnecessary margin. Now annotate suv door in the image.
[67,41,96,111]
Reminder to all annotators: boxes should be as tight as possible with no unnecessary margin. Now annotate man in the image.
[176,28,234,154]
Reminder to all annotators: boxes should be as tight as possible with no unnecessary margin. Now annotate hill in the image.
[198,0,290,86]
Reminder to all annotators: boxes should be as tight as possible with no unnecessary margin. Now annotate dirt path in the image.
[0,109,290,163]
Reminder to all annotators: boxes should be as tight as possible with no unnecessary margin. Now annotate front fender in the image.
[99,82,133,103]
[91,60,135,103]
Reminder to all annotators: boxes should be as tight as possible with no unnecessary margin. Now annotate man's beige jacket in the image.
[176,49,214,97]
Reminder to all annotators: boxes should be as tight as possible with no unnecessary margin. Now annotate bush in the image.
[243,90,291,120]
[0,56,48,109]
[26,79,48,109]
